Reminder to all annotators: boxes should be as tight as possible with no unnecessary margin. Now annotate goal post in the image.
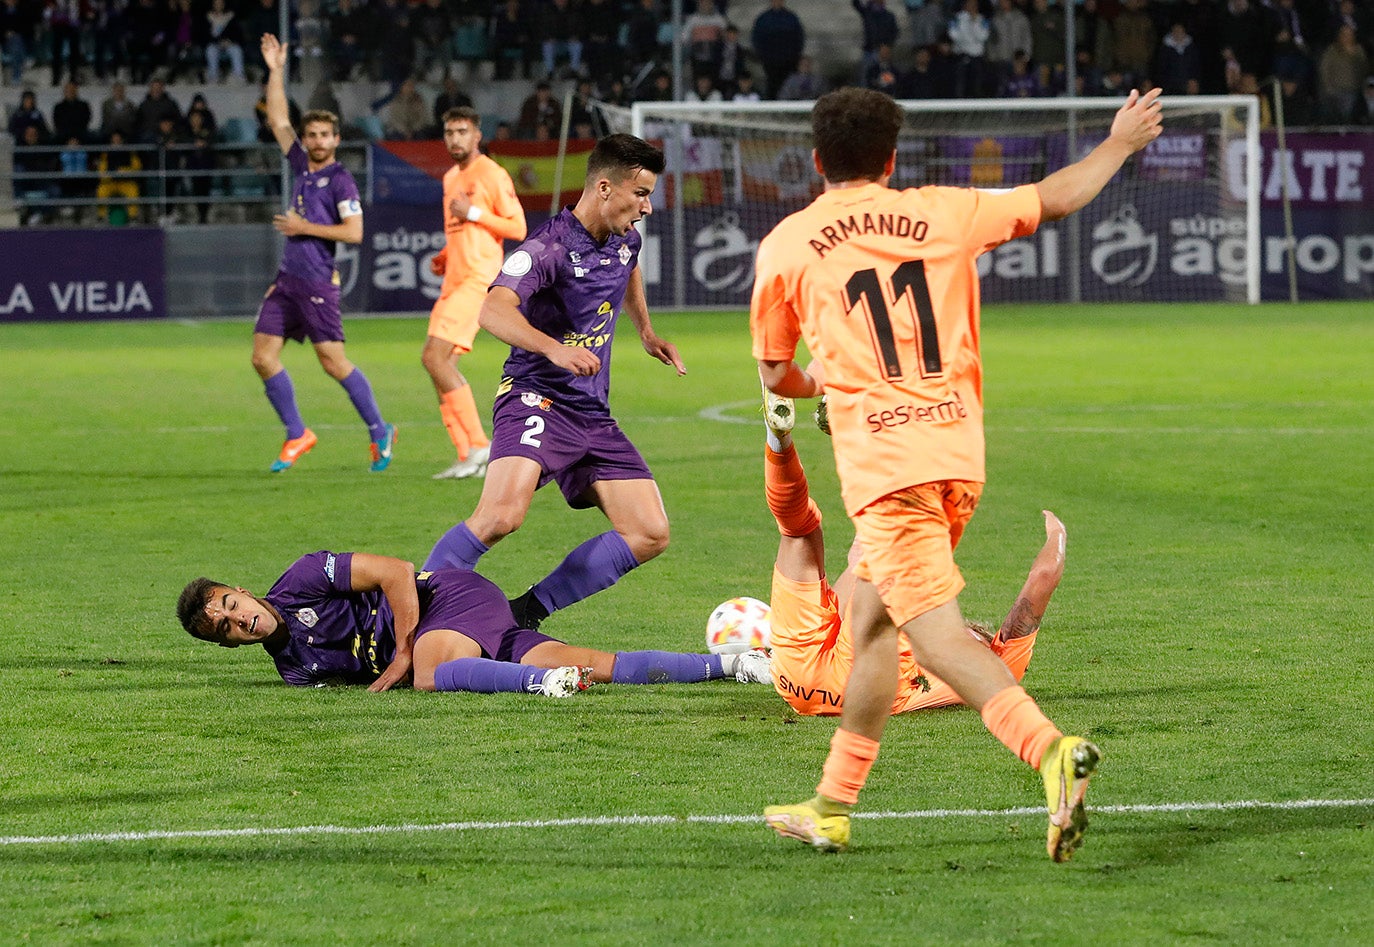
[605,95,1260,309]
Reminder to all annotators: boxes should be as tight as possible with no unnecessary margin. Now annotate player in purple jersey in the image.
[177,552,771,693]
[251,33,396,475]
[424,134,686,633]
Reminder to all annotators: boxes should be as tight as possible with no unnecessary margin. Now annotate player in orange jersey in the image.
[752,86,1161,860]
[425,106,527,480]
[758,389,1059,719]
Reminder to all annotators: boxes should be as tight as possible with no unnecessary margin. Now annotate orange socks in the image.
[816,728,881,806]
[440,386,489,460]
[980,685,1062,769]
[765,445,822,537]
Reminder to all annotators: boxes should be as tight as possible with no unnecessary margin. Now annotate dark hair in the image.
[811,87,902,183]
[177,577,226,643]
[442,105,481,126]
[586,133,665,183]
[301,109,340,134]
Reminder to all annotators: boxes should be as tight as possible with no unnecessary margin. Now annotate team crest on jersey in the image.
[502,250,533,277]
[316,177,329,187]
[520,391,553,410]
[297,608,319,628]
[617,245,631,265]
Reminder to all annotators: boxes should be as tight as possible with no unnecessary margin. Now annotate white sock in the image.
[720,653,741,676]
[765,427,792,453]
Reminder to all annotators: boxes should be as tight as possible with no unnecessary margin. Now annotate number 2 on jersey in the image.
[521,415,545,447]
[844,259,941,381]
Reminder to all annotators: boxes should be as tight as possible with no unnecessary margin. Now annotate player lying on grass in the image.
[177,554,770,694]
[759,389,1061,717]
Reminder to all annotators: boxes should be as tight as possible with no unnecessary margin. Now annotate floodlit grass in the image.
[1,302,1371,944]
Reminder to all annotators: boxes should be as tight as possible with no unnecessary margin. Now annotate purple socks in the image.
[530,530,641,615]
[423,522,490,572]
[611,651,725,685]
[263,370,306,439]
[433,657,542,693]
[338,368,387,442]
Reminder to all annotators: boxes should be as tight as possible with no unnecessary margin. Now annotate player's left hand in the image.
[272,211,308,237]
[642,334,686,375]
[368,651,414,692]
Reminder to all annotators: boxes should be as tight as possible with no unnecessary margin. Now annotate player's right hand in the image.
[548,346,601,377]
[1109,88,1163,153]
[429,247,447,276]
[260,33,288,71]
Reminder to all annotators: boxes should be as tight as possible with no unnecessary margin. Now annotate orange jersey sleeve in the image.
[441,155,527,293]
[751,182,1040,514]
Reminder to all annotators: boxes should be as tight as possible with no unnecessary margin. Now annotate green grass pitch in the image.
[1,301,1371,944]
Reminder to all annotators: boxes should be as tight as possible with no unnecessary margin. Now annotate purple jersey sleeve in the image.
[489,209,641,414]
[264,551,397,686]
[278,144,360,287]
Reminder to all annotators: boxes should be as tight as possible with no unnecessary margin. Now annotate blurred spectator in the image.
[636,69,673,102]
[1111,0,1155,87]
[852,0,899,68]
[1155,22,1201,96]
[15,123,57,224]
[492,120,512,141]
[948,0,991,98]
[205,0,246,83]
[683,0,727,79]
[490,0,534,80]
[777,54,826,100]
[624,0,664,72]
[987,0,1032,89]
[1269,0,1310,56]
[1318,25,1369,124]
[1219,0,1270,79]
[137,79,182,143]
[151,114,186,219]
[1029,0,1065,79]
[183,114,216,223]
[187,92,218,138]
[9,87,48,140]
[538,0,583,78]
[1271,26,1314,92]
[1327,0,1367,47]
[242,0,281,63]
[1,0,36,85]
[329,0,370,81]
[96,129,141,224]
[1275,74,1317,126]
[433,76,473,132]
[383,76,428,139]
[1001,48,1041,96]
[52,80,90,142]
[909,0,946,51]
[294,0,329,87]
[1353,76,1374,126]
[685,72,722,103]
[1171,0,1222,91]
[90,0,127,82]
[600,75,631,108]
[1074,0,1114,76]
[126,0,169,84]
[567,76,596,129]
[307,79,341,121]
[928,34,958,96]
[412,0,453,81]
[166,0,204,84]
[374,0,415,85]
[44,0,83,87]
[1235,72,1273,128]
[731,70,761,102]
[516,80,561,137]
[58,135,92,212]
[863,42,903,95]
[100,81,138,140]
[582,0,618,84]
[1072,47,1103,96]
[752,0,804,99]
[716,24,752,95]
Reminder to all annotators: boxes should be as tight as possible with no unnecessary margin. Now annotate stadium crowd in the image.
[5,0,1374,222]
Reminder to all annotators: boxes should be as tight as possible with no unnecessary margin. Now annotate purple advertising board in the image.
[0,228,165,322]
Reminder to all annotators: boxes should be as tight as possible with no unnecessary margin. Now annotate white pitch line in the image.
[3,798,1370,848]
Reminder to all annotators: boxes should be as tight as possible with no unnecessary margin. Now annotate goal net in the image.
[595,97,1259,309]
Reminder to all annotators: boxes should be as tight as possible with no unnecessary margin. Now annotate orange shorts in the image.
[427,279,488,353]
[851,480,983,628]
[768,568,849,716]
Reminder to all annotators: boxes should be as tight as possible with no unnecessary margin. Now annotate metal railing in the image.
[9,140,371,224]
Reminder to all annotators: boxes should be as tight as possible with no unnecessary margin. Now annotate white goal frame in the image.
[628,96,1261,307]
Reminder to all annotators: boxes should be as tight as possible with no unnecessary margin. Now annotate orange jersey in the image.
[751,182,1040,514]
[441,153,526,294]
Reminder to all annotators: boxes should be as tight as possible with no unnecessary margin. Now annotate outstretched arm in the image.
[259,34,296,155]
[1036,89,1163,222]
[348,553,419,692]
[623,267,686,375]
[998,510,1067,640]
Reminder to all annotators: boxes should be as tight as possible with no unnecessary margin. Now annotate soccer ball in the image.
[706,596,771,654]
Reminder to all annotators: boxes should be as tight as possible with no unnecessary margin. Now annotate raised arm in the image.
[259,33,296,155]
[347,553,419,692]
[623,267,685,375]
[1035,89,1163,222]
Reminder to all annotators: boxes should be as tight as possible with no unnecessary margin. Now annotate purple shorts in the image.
[254,272,345,344]
[491,389,654,509]
[413,569,560,661]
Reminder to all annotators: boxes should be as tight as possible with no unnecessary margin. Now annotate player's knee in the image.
[629,523,670,562]
[472,508,523,542]
[251,353,278,378]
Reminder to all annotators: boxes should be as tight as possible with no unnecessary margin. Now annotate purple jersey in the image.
[278,142,362,287]
[490,207,641,414]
